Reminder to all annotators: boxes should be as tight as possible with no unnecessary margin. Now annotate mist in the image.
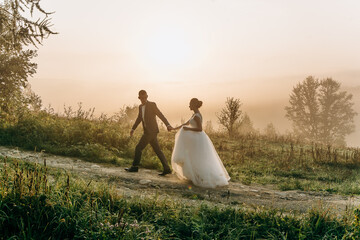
[29,76,360,147]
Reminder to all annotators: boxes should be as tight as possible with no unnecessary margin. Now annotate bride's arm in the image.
[173,120,190,130]
[183,116,202,132]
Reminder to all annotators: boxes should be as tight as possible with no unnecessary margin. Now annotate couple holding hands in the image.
[126,90,230,188]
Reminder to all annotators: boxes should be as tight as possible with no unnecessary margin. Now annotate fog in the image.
[27,0,360,147]
[29,76,360,147]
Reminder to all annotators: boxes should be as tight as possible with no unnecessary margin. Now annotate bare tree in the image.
[285,76,357,145]
[217,97,243,137]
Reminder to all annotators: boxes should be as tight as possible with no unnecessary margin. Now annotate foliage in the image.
[285,76,357,146]
[0,0,56,49]
[112,104,138,126]
[0,0,55,125]
[22,83,42,112]
[1,104,360,194]
[217,97,244,137]
[1,156,360,239]
[217,98,256,137]
[213,133,360,194]
[0,47,38,122]
[236,113,256,135]
[0,108,136,165]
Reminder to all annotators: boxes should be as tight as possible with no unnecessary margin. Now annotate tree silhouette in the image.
[285,76,357,145]
[264,122,277,138]
[217,97,243,137]
[237,113,255,135]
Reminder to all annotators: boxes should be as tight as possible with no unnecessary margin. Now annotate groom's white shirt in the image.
[141,105,145,120]
[141,101,147,127]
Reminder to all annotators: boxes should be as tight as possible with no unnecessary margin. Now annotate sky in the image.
[28,0,360,146]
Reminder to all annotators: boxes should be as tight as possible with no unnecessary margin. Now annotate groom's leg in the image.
[149,134,170,171]
[133,134,149,167]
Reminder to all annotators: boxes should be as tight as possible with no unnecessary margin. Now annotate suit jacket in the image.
[132,101,170,134]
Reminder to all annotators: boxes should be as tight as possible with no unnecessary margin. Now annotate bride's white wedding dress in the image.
[171,113,230,188]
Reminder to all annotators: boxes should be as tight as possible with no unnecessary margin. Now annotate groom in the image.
[125,90,173,176]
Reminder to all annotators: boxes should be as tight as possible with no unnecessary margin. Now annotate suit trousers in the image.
[132,132,170,171]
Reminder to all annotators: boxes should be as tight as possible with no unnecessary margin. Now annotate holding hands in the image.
[173,124,185,131]
[167,124,186,131]
[167,125,186,131]
[130,125,176,137]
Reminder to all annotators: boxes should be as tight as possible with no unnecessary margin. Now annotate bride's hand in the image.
[173,126,182,131]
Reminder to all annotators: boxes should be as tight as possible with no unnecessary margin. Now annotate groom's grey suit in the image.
[131,101,171,171]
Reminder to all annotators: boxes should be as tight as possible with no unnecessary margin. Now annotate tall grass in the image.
[0,108,133,164]
[1,156,360,239]
[213,133,360,194]
[1,106,360,194]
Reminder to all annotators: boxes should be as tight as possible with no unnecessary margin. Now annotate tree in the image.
[1,0,56,50]
[217,97,243,137]
[23,83,42,112]
[285,76,357,145]
[0,47,37,120]
[264,122,277,138]
[0,0,56,121]
[237,113,255,135]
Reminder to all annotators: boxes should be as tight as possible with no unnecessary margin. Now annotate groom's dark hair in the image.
[139,90,147,96]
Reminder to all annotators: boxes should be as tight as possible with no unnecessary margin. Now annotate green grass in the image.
[193,134,360,195]
[211,134,360,194]
[1,110,360,195]
[1,156,360,239]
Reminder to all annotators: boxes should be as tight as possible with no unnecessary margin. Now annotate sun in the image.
[143,28,192,67]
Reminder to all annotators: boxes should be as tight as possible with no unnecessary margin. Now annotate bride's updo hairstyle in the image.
[190,98,203,109]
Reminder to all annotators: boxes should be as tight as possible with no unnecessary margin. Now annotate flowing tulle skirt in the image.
[171,128,230,188]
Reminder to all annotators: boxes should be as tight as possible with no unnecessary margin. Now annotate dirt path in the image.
[1,146,359,215]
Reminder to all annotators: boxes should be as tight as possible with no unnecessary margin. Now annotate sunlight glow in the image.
[143,28,193,67]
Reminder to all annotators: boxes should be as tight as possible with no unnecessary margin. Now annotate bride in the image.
[171,98,230,188]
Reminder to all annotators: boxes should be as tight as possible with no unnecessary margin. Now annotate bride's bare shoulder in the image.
[194,112,202,119]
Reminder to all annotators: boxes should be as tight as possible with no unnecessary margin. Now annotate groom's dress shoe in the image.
[125,166,138,172]
[158,169,171,176]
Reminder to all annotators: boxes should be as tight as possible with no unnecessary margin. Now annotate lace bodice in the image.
[189,113,202,128]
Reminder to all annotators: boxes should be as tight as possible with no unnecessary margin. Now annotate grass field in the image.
[1,110,360,196]
[1,156,360,239]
